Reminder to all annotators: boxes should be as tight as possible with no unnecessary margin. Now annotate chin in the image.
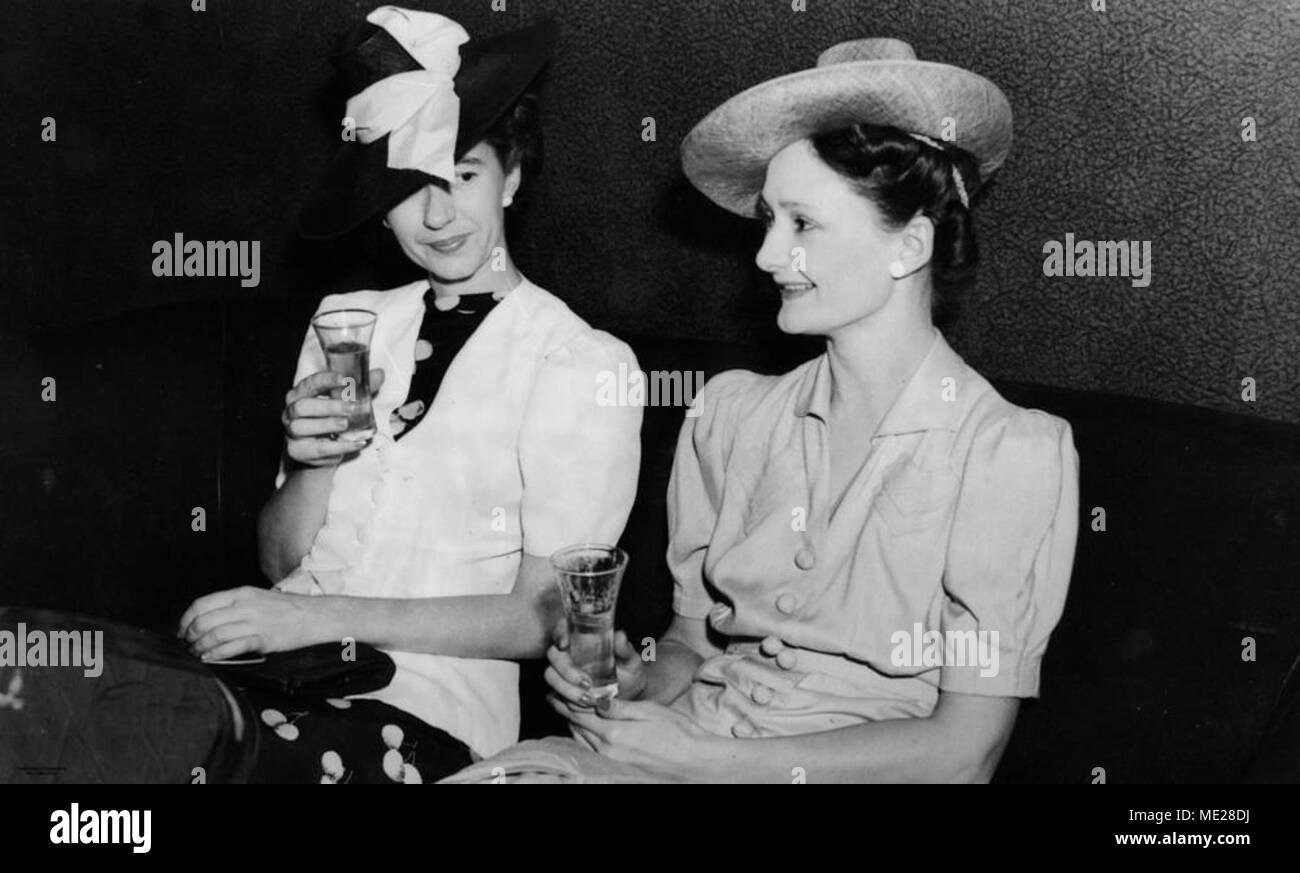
[775,301,823,336]
[422,254,483,284]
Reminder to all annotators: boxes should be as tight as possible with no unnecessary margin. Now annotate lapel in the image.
[385,278,540,445]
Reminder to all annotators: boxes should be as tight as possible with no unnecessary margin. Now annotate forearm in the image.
[693,711,1002,784]
[641,639,704,704]
[257,463,336,582]
[317,589,560,660]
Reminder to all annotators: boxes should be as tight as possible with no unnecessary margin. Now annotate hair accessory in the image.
[908,132,970,209]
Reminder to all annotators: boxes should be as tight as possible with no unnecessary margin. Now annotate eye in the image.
[456,170,478,185]
[793,216,815,232]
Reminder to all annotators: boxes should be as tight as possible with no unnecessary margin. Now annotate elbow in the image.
[945,755,998,784]
[941,738,1010,784]
[256,503,296,583]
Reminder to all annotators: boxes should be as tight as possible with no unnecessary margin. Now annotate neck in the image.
[823,278,937,420]
[427,252,523,300]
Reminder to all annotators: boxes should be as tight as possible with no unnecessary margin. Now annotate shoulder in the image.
[684,361,810,449]
[959,391,1078,506]
[517,282,639,371]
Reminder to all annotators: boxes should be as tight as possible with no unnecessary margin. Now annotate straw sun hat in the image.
[681,38,1013,216]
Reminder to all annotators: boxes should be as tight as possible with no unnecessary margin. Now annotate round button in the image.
[751,684,774,705]
[794,548,816,570]
[775,593,797,615]
[731,721,756,738]
[776,649,799,671]
[760,635,785,656]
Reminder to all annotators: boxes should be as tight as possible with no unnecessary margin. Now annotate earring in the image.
[889,260,907,279]
[381,218,391,229]
[502,195,514,208]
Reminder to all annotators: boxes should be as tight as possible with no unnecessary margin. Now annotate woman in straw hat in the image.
[446,38,1079,783]
[178,6,641,783]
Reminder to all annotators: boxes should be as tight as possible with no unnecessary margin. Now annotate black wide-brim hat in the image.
[298,14,558,240]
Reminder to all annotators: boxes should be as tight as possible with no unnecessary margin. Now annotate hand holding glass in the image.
[551,544,628,700]
[311,309,378,444]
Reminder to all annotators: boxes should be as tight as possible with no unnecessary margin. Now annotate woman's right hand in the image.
[281,369,384,467]
[545,623,648,708]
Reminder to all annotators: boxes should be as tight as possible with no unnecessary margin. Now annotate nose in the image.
[754,226,787,275]
[421,185,456,230]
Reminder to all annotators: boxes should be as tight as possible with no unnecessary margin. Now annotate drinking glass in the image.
[311,309,378,443]
[551,544,628,700]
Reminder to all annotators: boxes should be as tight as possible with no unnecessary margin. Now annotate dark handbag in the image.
[209,641,396,698]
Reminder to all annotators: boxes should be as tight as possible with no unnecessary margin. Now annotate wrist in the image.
[315,595,351,647]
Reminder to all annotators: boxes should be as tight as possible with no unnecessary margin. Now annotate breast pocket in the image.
[874,459,958,534]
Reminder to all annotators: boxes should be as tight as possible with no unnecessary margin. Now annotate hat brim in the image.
[681,60,1012,217]
[298,18,558,240]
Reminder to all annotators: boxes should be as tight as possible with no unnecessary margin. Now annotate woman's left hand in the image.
[548,695,717,782]
[177,586,327,660]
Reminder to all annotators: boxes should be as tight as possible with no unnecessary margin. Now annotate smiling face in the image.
[385,140,521,288]
[755,138,919,337]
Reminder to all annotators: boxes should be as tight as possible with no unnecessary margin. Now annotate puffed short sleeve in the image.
[666,370,754,619]
[518,329,643,558]
[939,409,1080,697]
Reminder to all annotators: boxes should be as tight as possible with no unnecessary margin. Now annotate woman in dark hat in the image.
[447,38,1079,783]
[178,6,641,783]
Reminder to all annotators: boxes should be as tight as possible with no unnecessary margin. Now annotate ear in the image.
[502,161,523,203]
[893,213,935,278]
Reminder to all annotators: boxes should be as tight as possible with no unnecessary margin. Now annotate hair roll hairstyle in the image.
[810,124,981,326]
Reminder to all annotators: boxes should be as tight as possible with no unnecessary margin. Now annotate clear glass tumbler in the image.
[311,308,378,444]
[551,544,629,700]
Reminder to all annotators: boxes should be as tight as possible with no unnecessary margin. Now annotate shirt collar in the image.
[794,329,970,436]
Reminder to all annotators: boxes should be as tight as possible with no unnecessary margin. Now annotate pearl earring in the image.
[889,261,907,279]
[502,195,514,208]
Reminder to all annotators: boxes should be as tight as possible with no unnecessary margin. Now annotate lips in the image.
[427,233,470,254]
[778,282,816,301]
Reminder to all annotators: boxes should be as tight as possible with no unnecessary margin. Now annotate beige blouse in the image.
[667,329,1079,739]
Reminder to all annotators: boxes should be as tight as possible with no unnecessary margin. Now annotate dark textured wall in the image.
[3,0,1298,422]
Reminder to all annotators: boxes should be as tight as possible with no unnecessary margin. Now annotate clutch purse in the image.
[209,642,396,698]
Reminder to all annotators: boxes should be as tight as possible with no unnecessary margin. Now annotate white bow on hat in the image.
[345,6,469,183]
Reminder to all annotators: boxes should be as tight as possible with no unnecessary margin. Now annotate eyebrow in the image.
[457,156,485,167]
[757,196,812,211]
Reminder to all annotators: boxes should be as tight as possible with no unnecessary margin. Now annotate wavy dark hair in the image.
[810,124,981,327]
[479,92,544,201]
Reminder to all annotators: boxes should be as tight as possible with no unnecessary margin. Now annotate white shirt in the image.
[274,276,642,757]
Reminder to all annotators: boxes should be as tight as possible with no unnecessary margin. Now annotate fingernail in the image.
[580,693,593,706]
[578,675,591,689]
